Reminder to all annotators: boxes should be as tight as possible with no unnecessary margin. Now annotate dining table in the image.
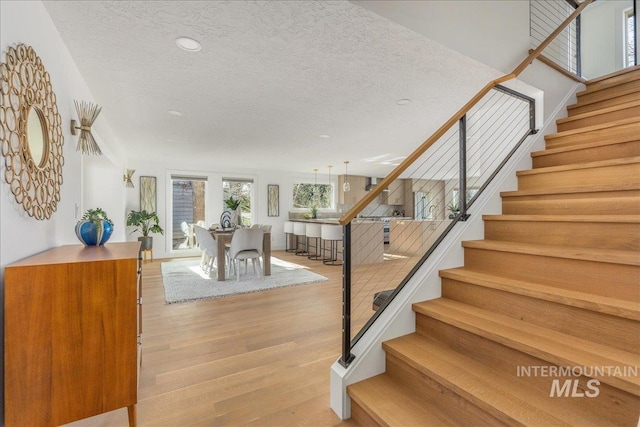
[209,229,271,281]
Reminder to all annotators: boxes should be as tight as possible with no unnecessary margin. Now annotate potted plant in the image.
[447,200,460,219]
[224,196,242,226]
[75,207,114,246]
[126,209,164,250]
[311,206,318,219]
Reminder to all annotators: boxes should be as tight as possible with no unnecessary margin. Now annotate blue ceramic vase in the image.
[75,220,113,246]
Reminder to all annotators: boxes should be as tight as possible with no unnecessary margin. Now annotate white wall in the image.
[582,0,635,78]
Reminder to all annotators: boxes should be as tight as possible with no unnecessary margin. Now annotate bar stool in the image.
[284,221,296,252]
[293,222,308,255]
[321,224,343,265]
[305,223,322,260]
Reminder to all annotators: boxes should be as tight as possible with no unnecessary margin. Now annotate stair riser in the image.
[413,316,640,426]
[545,120,640,150]
[569,92,640,116]
[441,278,640,353]
[386,354,509,426]
[463,247,639,300]
[384,355,508,426]
[578,79,640,104]
[349,401,380,427]
[501,191,640,215]
[533,141,640,168]
[517,163,640,192]
[483,219,640,251]
[557,104,640,132]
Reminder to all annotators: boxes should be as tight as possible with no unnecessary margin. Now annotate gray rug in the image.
[161,256,329,304]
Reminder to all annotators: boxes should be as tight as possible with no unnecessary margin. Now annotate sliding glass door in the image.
[171,175,207,250]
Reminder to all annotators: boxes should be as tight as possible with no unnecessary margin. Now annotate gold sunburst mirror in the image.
[0,44,64,220]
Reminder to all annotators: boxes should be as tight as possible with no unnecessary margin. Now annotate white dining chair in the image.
[228,228,264,282]
[193,225,217,276]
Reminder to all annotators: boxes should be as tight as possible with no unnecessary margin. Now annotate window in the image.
[171,175,206,250]
[292,183,333,210]
[624,8,636,67]
[223,178,253,226]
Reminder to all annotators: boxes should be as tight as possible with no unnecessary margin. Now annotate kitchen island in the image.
[290,219,384,265]
[388,219,451,257]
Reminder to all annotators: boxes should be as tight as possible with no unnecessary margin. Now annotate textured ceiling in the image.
[43,0,502,177]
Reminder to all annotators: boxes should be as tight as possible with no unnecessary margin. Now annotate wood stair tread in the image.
[384,334,617,427]
[532,138,639,158]
[544,116,640,141]
[500,187,640,198]
[347,373,459,426]
[568,90,640,111]
[516,155,640,176]
[411,299,640,396]
[481,214,640,223]
[439,267,640,321]
[462,239,640,266]
[556,100,640,126]
[572,86,640,110]
[579,66,640,94]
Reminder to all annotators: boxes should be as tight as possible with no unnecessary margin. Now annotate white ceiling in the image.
[43,0,502,177]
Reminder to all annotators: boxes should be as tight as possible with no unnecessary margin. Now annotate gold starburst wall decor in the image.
[71,100,102,155]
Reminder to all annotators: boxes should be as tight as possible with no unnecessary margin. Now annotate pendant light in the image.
[328,165,333,199]
[343,161,350,192]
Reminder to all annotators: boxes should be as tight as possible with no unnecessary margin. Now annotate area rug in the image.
[161,257,329,304]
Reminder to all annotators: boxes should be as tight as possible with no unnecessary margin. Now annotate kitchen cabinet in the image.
[338,174,367,205]
[381,179,405,205]
[4,242,141,426]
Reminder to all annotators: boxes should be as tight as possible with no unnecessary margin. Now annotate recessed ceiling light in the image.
[175,37,202,52]
[168,110,183,117]
[319,134,330,138]
[396,98,412,105]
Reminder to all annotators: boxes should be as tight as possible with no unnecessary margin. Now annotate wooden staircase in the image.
[347,66,640,426]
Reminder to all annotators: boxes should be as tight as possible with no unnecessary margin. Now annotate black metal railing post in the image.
[529,98,537,134]
[458,115,470,221]
[576,13,582,76]
[339,223,355,367]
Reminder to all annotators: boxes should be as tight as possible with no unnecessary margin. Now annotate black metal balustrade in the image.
[337,0,595,368]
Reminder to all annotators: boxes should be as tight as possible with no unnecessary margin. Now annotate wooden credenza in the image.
[4,242,142,426]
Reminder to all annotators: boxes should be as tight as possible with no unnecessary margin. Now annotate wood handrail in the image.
[532,50,588,84]
[339,0,594,226]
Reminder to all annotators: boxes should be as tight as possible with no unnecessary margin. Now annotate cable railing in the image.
[531,0,638,81]
[337,0,594,368]
[530,0,581,76]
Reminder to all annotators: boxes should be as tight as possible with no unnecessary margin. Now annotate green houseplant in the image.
[126,209,164,250]
[224,196,243,226]
[447,200,460,219]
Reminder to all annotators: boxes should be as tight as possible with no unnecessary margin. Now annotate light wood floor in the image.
[65,250,374,427]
